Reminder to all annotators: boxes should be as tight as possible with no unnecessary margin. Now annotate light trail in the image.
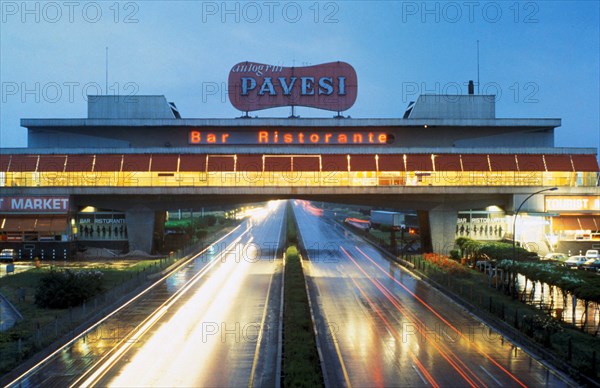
[348,276,441,388]
[353,245,528,388]
[74,231,251,387]
[249,201,284,387]
[5,225,244,388]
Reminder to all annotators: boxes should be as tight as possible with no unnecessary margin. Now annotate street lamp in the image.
[512,187,558,262]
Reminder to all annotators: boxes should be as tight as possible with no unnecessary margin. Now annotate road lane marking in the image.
[480,365,504,386]
[412,365,429,386]
[443,330,456,343]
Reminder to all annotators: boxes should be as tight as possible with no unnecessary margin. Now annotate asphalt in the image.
[3,202,286,388]
[293,200,575,387]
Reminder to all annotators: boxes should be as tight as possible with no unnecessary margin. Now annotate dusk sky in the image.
[1,1,599,155]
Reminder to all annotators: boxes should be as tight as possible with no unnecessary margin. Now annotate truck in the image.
[370,211,405,228]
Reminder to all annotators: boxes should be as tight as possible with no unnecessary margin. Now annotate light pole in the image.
[512,187,558,262]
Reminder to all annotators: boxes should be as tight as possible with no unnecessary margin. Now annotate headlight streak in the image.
[351,245,527,388]
[248,205,284,387]
[5,224,245,388]
[74,231,251,388]
[105,238,255,387]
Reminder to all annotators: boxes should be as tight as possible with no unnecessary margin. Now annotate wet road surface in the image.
[5,201,285,388]
[294,200,573,387]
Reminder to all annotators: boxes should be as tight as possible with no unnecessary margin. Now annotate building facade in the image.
[1,93,598,257]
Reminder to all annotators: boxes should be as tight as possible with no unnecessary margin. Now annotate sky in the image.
[1,1,599,154]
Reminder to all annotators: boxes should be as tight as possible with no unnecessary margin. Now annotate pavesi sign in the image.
[228,61,357,112]
[0,196,69,213]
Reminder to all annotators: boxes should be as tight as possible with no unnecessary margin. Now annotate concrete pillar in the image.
[125,205,155,253]
[427,205,459,255]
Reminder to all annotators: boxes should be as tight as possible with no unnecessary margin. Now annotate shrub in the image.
[449,249,461,260]
[205,215,217,227]
[422,253,470,278]
[35,269,105,309]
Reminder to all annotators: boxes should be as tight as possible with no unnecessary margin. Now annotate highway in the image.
[5,201,285,388]
[293,200,573,387]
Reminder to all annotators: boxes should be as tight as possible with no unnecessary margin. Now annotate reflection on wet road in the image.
[6,201,285,388]
[294,200,572,387]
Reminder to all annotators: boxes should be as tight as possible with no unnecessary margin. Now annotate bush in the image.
[35,269,105,309]
[449,249,461,260]
[205,215,217,227]
[195,229,208,240]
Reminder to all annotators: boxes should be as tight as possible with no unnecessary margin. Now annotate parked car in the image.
[0,249,16,263]
[581,259,600,272]
[541,252,568,263]
[563,255,588,269]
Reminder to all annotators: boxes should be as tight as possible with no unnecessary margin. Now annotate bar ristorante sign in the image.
[228,61,358,113]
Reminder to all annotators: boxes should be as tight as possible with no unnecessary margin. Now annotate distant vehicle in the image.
[563,255,588,269]
[581,259,600,272]
[370,211,404,228]
[541,253,568,263]
[585,250,599,259]
[0,249,16,263]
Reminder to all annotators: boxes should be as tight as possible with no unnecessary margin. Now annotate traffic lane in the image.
[4,224,251,388]
[85,203,285,387]
[303,246,461,387]
[306,238,569,387]
[294,203,570,387]
[95,256,280,387]
[344,242,569,387]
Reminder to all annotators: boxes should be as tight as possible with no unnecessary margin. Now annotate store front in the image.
[0,196,71,260]
[545,195,600,253]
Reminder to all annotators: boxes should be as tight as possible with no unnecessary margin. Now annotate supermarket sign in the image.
[0,196,69,213]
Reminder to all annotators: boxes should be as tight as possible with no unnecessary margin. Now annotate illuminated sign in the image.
[228,61,357,112]
[188,130,391,145]
[0,196,69,213]
[545,196,600,212]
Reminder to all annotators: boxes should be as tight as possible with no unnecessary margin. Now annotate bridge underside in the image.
[2,186,593,254]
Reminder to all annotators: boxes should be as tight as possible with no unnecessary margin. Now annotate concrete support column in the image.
[125,205,155,253]
[427,205,459,255]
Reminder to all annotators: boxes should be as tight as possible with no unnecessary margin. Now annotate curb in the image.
[300,254,330,388]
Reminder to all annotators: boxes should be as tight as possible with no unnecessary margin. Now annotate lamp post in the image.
[509,187,557,297]
[512,187,558,261]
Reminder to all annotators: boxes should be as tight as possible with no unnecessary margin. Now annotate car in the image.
[581,259,600,272]
[541,252,568,263]
[563,255,588,269]
[0,249,16,263]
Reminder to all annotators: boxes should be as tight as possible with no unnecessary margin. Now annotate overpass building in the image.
[1,94,598,257]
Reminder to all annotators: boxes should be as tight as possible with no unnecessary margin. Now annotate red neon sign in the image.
[228,61,358,112]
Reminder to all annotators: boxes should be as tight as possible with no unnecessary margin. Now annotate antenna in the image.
[105,47,108,95]
[476,40,480,94]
